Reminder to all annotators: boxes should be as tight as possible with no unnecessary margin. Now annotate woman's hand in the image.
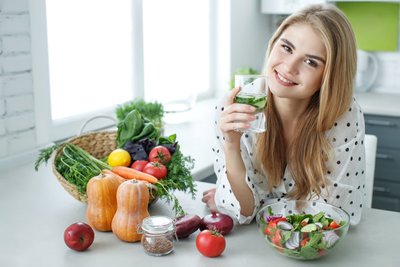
[202,188,217,211]
[219,87,257,145]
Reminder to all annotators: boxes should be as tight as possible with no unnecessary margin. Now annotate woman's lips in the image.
[274,70,298,86]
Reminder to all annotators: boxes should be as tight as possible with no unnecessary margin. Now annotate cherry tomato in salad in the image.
[300,237,310,247]
[143,162,168,179]
[264,225,273,236]
[268,217,287,228]
[271,229,282,247]
[149,146,171,165]
[131,160,149,172]
[329,221,340,229]
[196,230,226,257]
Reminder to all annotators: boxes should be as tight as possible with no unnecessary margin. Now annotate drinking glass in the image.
[234,75,268,133]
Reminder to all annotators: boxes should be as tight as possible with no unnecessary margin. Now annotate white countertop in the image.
[356,92,400,117]
[1,162,400,267]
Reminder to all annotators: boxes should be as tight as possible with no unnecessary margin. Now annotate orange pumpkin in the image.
[86,171,120,231]
[102,169,127,184]
[112,179,150,242]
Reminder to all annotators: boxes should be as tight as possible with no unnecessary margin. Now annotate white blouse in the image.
[212,95,366,226]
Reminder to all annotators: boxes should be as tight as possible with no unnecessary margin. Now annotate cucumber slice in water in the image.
[234,94,267,110]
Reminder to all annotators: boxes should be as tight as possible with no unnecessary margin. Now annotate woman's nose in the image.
[283,57,299,75]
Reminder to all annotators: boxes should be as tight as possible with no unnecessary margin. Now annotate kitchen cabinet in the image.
[364,114,400,212]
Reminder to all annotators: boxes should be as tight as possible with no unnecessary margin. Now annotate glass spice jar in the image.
[139,216,176,256]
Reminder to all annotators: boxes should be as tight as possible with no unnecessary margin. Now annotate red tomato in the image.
[196,230,226,257]
[149,146,171,165]
[143,162,168,179]
[131,160,149,171]
[268,217,286,228]
[271,229,282,247]
[300,237,310,247]
[264,225,273,236]
[329,221,340,229]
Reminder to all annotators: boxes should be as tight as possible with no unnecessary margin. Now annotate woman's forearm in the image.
[224,143,255,216]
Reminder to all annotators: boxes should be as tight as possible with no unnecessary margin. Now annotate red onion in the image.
[264,214,283,222]
[199,211,234,235]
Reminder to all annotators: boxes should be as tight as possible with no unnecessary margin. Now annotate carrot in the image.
[102,169,126,184]
[111,166,158,184]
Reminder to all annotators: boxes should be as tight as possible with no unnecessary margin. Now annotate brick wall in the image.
[0,0,36,159]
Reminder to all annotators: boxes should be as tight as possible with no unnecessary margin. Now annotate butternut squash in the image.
[86,171,120,231]
[112,179,150,242]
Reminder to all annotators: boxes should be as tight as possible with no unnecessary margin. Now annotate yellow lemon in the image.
[107,149,131,167]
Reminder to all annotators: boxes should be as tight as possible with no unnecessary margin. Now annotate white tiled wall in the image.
[0,0,37,160]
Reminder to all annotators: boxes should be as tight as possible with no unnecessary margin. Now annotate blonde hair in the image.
[257,4,357,199]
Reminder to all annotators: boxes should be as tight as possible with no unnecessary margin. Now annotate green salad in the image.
[258,207,347,260]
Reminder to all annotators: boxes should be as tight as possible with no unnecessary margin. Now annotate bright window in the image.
[143,0,210,103]
[46,0,133,121]
[31,0,223,144]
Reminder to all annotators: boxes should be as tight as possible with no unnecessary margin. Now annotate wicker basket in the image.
[52,116,158,204]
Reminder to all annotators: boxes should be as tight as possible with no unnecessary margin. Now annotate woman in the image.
[202,4,365,225]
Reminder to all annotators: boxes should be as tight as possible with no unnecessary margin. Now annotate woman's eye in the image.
[305,58,318,67]
[281,44,292,53]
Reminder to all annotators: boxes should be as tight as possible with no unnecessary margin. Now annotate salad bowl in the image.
[256,200,350,260]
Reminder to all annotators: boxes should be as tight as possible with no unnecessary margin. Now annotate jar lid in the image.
[141,216,175,234]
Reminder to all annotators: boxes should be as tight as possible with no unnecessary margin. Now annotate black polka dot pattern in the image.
[211,94,366,225]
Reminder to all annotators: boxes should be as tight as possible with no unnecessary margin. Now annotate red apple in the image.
[64,222,95,251]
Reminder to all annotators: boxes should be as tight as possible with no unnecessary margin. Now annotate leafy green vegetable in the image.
[300,244,319,259]
[117,110,144,147]
[300,232,324,259]
[116,110,160,148]
[131,121,159,143]
[155,146,196,216]
[158,134,177,145]
[267,206,273,216]
[312,212,324,222]
[116,99,164,129]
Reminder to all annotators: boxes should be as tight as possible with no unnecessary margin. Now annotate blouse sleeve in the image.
[211,94,267,224]
[321,98,366,225]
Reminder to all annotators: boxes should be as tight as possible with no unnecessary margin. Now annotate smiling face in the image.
[266,23,327,102]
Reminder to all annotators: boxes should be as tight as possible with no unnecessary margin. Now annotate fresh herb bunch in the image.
[34,144,59,171]
[116,99,164,130]
[35,143,111,194]
[156,147,196,216]
[55,144,111,193]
